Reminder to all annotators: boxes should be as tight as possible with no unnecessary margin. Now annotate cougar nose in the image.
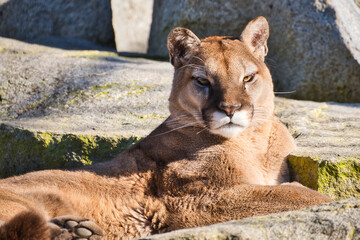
[218,103,241,117]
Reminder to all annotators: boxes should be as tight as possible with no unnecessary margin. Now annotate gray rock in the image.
[111,0,154,53]
[329,0,360,64]
[0,36,172,177]
[141,198,360,240]
[0,0,114,47]
[148,0,360,102]
[274,98,360,200]
[0,37,172,137]
[274,98,360,163]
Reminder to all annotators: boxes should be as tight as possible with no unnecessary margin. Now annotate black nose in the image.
[218,103,241,117]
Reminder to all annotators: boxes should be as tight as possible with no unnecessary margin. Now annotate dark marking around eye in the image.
[192,76,210,87]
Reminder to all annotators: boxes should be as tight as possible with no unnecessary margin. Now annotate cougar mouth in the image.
[208,110,250,138]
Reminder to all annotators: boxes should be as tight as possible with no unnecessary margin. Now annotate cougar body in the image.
[0,17,331,239]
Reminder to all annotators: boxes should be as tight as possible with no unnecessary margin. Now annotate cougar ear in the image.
[167,27,201,68]
[240,16,269,61]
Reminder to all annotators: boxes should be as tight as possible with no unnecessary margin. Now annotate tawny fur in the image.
[0,211,50,240]
[0,17,331,239]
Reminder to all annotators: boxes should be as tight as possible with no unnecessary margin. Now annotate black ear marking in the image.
[167,27,201,68]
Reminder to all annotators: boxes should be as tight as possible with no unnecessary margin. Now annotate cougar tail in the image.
[0,211,50,240]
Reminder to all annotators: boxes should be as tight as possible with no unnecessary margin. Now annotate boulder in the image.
[141,198,360,240]
[0,0,114,47]
[0,37,172,136]
[148,0,360,103]
[0,36,172,177]
[0,36,359,200]
[111,0,154,53]
[275,98,360,200]
[329,0,360,64]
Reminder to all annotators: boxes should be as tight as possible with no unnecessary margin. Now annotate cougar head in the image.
[167,16,275,139]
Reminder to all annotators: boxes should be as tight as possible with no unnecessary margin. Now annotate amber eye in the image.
[193,77,210,87]
[243,74,255,83]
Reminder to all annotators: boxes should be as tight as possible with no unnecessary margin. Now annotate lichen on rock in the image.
[288,155,360,200]
[0,124,141,178]
[318,157,360,200]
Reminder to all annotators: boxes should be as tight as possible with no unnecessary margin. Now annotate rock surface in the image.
[0,0,114,47]
[0,36,172,177]
[329,0,360,64]
[111,0,154,53]
[276,98,360,200]
[140,198,360,240]
[148,0,360,102]
[0,37,172,137]
[0,37,359,199]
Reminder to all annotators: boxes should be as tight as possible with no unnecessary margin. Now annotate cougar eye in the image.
[193,77,210,87]
[243,74,256,83]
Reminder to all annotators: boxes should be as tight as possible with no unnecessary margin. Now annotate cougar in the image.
[0,17,331,240]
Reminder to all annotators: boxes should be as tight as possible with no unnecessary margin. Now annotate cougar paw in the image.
[49,215,103,240]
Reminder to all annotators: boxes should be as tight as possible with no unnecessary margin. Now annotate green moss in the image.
[91,83,120,91]
[132,113,166,120]
[0,124,142,178]
[62,50,117,58]
[88,72,107,78]
[288,155,360,200]
[127,84,155,96]
[348,228,356,239]
[318,157,360,200]
[10,49,29,55]
[18,95,51,114]
[94,91,109,98]
[288,155,319,189]
[308,105,329,122]
[65,90,86,104]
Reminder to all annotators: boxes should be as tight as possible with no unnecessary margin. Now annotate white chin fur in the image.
[209,111,250,138]
[210,125,246,138]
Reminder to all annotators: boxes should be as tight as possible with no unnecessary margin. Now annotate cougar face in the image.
[167,17,275,138]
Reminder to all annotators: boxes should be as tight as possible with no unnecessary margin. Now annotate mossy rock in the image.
[288,155,360,200]
[0,124,141,178]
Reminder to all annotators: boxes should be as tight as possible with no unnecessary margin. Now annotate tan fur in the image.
[0,211,50,240]
[0,17,331,239]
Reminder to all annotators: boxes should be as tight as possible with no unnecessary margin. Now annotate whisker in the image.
[166,121,195,127]
[165,114,198,122]
[151,121,205,137]
[166,117,194,124]
[166,112,202,122]
[196,127,209,135]
[178,64,206,71]
[274,90,296,95]
[165,113,204,125]
[253,110,272,114]
[190,56,205,63]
